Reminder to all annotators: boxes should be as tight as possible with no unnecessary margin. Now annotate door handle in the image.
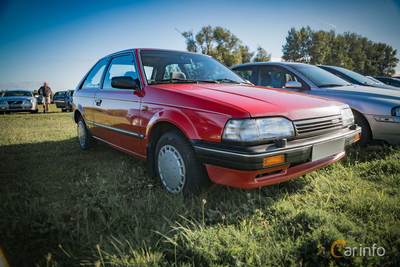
[95,99,102,106]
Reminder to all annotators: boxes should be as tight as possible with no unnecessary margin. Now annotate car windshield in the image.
[140,50,247,84]
[367,76,384,84]
[327,66,381,84]
[290,64,349,87]
[1,91,32,97]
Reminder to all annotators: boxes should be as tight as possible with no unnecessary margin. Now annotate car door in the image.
[92,53,144,155]
[75,58,109,130]
[256,65,310,92]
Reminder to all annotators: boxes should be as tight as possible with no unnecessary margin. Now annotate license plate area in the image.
[312,138,345,162]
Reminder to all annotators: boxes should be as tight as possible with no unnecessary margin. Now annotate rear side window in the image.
[81,58,109,89]
[103,55,137,89]
[233,66,253,82]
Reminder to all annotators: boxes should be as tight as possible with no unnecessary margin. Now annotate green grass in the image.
[0,105,399,266]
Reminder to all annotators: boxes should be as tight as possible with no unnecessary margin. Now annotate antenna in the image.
[175,28,187,39]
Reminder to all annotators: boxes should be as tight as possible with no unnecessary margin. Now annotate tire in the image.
[155,130,210,196]
[30,109,39,114]
[77,116,96,150]
[354,111,371,146]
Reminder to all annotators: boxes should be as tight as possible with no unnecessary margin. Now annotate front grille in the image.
[8,101,22,104]
[294,115,343,137]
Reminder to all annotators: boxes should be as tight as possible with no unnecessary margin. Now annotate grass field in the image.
[0,105,399,267]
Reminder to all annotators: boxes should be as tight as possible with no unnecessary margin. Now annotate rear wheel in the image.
[354,112,371,146]
[155,130,210,196]
[30,109,38,114]
[77,116,96,150]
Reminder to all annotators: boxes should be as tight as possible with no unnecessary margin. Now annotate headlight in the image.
[341,108,354,126]
[392,106,400,116]
[222,117,295,143]
[23,100,33,104]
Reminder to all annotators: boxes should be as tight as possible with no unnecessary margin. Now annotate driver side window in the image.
[258,66,303,89]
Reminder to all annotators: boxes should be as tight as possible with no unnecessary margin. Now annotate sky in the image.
[0,0,399,92]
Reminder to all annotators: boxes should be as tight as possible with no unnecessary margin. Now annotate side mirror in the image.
[111,76,141,90]
[285,81,303,89]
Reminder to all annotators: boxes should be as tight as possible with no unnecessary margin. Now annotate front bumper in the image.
[0,103,37,112]
[192,126,361,189]
[366,114,400,145]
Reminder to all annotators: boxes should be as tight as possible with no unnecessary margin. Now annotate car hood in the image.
[0,96,35,101]
[164,84,347,120]
[325,84,400,101]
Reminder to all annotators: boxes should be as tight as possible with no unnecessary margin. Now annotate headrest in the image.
[260,73,271,86]
[170,71,186,80]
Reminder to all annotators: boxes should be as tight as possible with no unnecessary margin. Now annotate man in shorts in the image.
[38,82,53,113]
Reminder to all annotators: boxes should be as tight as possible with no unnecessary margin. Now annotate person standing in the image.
[38,82,53,113]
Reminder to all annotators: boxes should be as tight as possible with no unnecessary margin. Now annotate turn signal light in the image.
[263,155,285,167]
[354,134,360,142]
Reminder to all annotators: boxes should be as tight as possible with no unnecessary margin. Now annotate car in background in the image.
[54,90,74,112]
[231,62,400,146]
[318,65,398,90]
[35,95,42,105]
[0,90,38,114]
[374,77,400,88]
[71,49,360,195]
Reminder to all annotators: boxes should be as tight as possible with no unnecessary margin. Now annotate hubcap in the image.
[77,121,86,147]
[157,145,186,194]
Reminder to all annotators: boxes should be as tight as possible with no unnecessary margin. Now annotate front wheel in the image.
[77,116,96,150]
[354,112,371,146]
[155,131,210,196]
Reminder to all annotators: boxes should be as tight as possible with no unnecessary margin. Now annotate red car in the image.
[72,49,361,195]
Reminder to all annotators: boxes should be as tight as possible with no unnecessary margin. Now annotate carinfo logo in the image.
[331,240,385,258]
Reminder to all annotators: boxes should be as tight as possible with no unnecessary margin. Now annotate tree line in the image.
[182,25,271,67]
[182,25,398,76]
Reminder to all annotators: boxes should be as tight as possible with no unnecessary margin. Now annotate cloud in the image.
[271,57,282,62]
[0,81,43,91]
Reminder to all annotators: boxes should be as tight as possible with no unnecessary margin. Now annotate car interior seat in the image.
[260,73,272,87]
[170,71,186,79]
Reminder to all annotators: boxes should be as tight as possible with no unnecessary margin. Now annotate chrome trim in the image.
[294,115,344,137]
[294,115,341,125]
[194,128,360,158]
[142,101,230,116]
[86,120,145,139]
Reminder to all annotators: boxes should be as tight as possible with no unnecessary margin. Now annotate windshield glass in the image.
[1,91,32,97]
[327,66,379,84]
[367,77,384,84]
[290,64,349,87]
[140,50,246,84]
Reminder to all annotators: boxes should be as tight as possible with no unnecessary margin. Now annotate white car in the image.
[0,90,38,114]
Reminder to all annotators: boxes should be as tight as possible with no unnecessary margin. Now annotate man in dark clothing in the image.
[38,82,53,113]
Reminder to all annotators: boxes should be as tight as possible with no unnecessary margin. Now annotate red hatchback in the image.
[72,49,361,195]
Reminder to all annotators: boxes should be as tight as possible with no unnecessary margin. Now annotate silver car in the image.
[231,62,400,146]
[0,90,38,114]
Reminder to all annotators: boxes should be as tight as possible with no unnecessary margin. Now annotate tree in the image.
[282,26,399,76]
[182,26,269,66]
[253,46,271,62]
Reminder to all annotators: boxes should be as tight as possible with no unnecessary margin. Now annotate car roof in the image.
[231,62,310,69]
[101,48,208,60]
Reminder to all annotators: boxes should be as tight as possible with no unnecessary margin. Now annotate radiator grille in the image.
[294,115,343,137]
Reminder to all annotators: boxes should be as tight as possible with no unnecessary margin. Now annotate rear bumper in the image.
[192,126,361,189]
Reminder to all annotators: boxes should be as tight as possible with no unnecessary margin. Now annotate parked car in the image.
[35,95,42,105]
[53,91,67,107]
[72,49,360,195]
[231,62,400,146]
[374,77,400,88]
[318,65,398,90]
[54,90,74,112]
[0,90,38,114]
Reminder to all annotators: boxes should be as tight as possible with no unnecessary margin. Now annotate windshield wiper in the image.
[149,79,219,85]
[318,84,346,88]
[213,78,241,84]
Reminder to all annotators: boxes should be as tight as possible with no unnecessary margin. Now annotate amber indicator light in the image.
[354,134,360,142]
[263,155,285,167]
